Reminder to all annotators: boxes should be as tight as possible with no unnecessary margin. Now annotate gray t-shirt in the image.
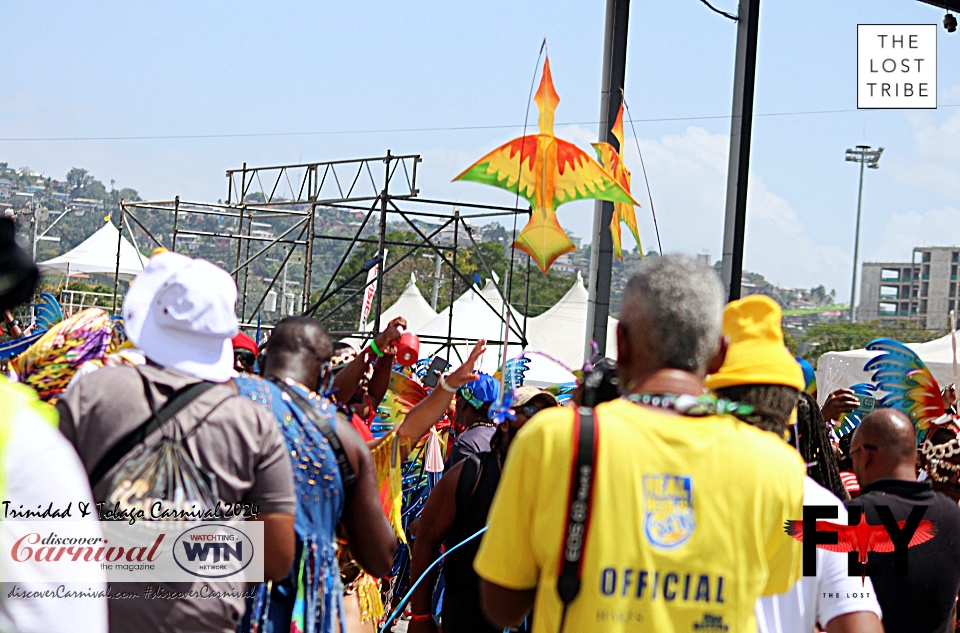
[57,363,296,633]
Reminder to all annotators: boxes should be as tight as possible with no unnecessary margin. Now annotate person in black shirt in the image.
[443,372,502,469]
[407,386,558,633]
[848,409,960,633]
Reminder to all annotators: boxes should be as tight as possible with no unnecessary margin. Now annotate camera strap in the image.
[556,406,599,632]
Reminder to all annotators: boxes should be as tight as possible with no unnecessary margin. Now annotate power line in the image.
[698,0,738,21]
[1,104,957,142]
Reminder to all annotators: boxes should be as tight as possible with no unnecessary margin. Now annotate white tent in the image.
[38,221,147,281]
[418,279,523,348]
[527,272,618,370]
[361,274,438,333]
[416,275,615,387]
[816,331,960,402]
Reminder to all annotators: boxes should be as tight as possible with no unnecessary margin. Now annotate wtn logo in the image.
[784,505,938,582]
[173,524,254,579]
[181,541,243,564]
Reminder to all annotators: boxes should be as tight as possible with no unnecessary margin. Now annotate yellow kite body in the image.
[453,56,638,273]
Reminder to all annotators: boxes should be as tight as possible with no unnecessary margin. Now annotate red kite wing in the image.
[869,520,939,553]
[784,520,861,553]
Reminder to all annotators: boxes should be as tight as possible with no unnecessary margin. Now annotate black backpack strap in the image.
[556,406,599,632]
[454,453,482,524]
[268,377,357,492]
[88,374,216,488]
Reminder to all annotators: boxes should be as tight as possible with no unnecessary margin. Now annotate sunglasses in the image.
[234,350,256,365]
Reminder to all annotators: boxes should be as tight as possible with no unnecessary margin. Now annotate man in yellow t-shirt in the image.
[473,255,806,633]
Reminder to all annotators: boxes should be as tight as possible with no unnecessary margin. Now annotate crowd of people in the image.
[1,214,960,633]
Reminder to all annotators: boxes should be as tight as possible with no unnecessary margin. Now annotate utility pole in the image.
[30,197,38,263]
[431,252,442,311]
[719,0,760,302]
[845,145,883,322]
[280,263,288,316]
[586,0,630,361]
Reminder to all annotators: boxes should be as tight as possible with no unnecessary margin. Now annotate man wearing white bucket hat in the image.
[57,251,297,633]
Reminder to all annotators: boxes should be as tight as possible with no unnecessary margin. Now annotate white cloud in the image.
[873,206,960,261]
[887,99,960,199]
[621,127,850,294]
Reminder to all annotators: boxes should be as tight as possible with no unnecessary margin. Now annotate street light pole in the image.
[845,144,883,322]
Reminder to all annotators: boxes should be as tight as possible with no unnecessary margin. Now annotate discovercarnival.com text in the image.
[7,584,257,600]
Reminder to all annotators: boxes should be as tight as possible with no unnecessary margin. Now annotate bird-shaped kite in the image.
[784,513,938,584]
[864,338,945,442]
[592,104,643,260]
[454,56,639,273]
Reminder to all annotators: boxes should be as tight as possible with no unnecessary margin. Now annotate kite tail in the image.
[620,201,643,259]
[609,213,624,261]
[512,210,576,273]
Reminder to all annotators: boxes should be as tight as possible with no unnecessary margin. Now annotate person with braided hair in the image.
[706,295,882,633]
[795,391,848,501]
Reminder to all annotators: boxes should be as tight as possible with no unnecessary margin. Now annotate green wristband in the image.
[370,339,385,358]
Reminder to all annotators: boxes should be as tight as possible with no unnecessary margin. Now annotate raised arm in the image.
[331,317,406,406]
[397,340,486,447]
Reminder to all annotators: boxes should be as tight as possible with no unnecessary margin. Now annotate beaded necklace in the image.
[622,392,760,421]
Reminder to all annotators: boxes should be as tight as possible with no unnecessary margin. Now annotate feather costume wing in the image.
[864,338,943,440]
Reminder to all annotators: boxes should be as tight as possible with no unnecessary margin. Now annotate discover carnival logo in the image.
[0,520,264,583]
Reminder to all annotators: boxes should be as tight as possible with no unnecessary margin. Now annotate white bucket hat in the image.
[122,251,239,382]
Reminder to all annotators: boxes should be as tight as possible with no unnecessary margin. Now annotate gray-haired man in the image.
[474,255,807,632]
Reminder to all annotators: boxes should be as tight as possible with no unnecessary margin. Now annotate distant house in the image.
[24,185,46,194]
[67,198,104,216]
[51,192,69,201]
[0,190,10,200]
[0,179,13,190]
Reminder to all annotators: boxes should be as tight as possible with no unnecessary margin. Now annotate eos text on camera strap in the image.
[556,405,599,632]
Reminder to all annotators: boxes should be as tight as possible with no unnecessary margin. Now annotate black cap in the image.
[0,217,39,312]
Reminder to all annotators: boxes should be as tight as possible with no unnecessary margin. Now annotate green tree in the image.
[66,168,94,197]
[797,320,943,363]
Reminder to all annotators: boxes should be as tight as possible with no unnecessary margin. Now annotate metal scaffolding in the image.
[117,151,534,363]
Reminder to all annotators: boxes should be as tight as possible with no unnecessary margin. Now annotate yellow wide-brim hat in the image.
[705,294,805,392]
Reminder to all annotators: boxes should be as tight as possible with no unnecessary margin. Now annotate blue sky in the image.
[3,1,960,302]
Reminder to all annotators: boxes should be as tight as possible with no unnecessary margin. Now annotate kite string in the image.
[622,94,663,256]
[499,39,547,401]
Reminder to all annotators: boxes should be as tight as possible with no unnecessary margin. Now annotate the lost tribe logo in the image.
[173,524,254,579]
[784,505,938,582]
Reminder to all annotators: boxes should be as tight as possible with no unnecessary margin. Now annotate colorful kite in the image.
[454,56,638,273]
[592,104,643,260]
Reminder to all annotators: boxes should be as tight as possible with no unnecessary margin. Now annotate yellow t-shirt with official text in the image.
[474,398,805,633]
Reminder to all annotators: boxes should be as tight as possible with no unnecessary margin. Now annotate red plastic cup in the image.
[395,332,420,367]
